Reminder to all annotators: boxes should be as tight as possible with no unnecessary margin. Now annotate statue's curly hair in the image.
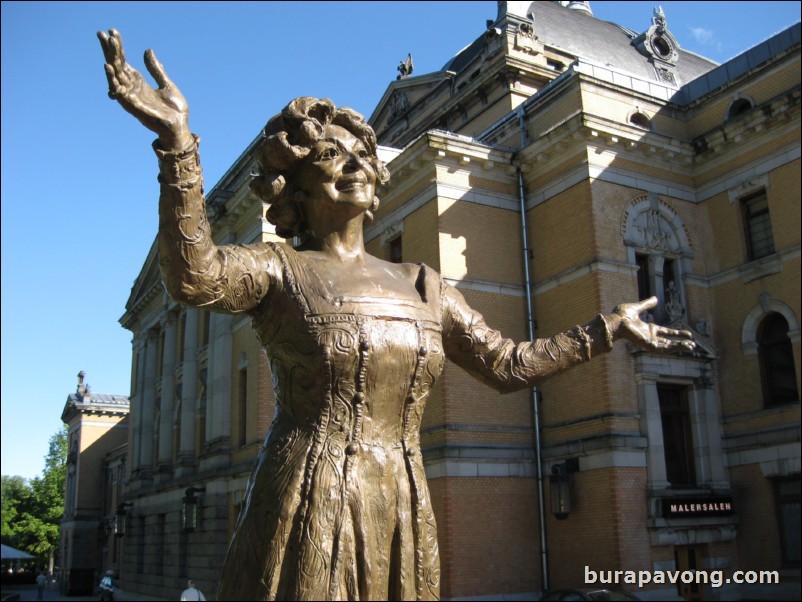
[250,97,391,239]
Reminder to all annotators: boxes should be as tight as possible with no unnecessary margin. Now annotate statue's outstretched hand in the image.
[611,296,695,354]
[98,29,192,149]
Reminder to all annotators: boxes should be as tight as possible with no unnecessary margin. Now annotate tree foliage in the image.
[1,426,67,562]
[1,475,29,545]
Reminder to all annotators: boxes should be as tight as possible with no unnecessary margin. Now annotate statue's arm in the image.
[99,29,273,312]
[155,138,275,312]
[441,283,694,393]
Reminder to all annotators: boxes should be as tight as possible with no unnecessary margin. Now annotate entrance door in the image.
[674,546,703,601]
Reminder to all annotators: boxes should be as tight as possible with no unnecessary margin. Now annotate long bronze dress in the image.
[155,139,613,601]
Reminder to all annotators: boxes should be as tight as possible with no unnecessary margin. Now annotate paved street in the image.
[0,584,164,601]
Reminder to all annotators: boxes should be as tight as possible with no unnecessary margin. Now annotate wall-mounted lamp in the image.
[115,502,133,537]
[550,459,579,520]
[98,518,114,542]
[182,486,206,532]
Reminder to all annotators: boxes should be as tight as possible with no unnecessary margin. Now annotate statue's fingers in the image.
[670,340,695,353]
[106,29,129,72]
[103,64,120,98]
[110,29,125,55]
[97,31,114,64]
[657,327,694,339]
[144,49,173,90]
[634,296,658,313]
[664,338,695,353]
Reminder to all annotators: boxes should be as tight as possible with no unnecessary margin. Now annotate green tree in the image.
[1,474,31,547]
[1,427,67,571]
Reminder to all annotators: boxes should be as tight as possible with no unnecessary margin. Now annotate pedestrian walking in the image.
[35,571,47,600]
[180,579,206,601]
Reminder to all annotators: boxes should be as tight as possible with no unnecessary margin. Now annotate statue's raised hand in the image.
[611,296,695,354]
[98,29,193,149]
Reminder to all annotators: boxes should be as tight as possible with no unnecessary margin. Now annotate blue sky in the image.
[2,1,800,481]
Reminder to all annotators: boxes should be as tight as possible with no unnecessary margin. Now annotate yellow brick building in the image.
[59,371,129,595]
[110,2,799,600]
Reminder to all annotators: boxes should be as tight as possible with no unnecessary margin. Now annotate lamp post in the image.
[182,486,206,532]
[115,502,133,537]
[549,459,578,520]
[98,518,114,542]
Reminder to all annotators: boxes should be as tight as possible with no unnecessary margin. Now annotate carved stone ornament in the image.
[631,208,680,253]
[655,65,678,86]
[665,281,685,321]
[389,90,410,121]
[514,22,540,54]
[622,195,690,257]
[397,53,414,80]
[632,5,680,67]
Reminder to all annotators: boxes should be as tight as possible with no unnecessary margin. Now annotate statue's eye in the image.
[319,147,339,161]
[356,149,369,159]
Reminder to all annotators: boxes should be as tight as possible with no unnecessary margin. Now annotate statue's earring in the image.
[365,196,380,222]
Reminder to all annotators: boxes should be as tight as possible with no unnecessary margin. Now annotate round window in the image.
[653,36,672,58]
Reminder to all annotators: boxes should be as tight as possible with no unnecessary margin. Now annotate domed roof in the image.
[442,1,717,87]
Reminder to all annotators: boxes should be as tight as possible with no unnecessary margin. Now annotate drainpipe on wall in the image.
[515,104,550,593]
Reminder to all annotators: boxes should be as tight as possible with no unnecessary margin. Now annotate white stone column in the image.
[139,329,159,479]
[177,309,199,475]
[638,379,671,490]
[691,381,729,489]
[202,312,232,470]
[157,311,178,478]
[129,338,145,476]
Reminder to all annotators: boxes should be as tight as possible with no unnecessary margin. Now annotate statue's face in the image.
[297,124,376,214]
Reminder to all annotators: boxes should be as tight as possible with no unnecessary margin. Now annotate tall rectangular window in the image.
[658,384,696,487]
[775,478,801,567]
[156,330,165,378]
[636,253,651,300]
[238,367,248,446]
[177,313,186,363]
[155,513,165,575]
[136,517,145,574]
[131,351,140,396]
[197,368,207,453]
[741,190,775,260]
[389,236,403,264]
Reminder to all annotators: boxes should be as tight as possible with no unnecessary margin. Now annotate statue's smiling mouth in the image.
[337,175,367,191]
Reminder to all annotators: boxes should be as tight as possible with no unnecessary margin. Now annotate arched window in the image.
[630,112,651,129]
[758,313,799,406]
[623,195,691,324]
[728,98,753,121]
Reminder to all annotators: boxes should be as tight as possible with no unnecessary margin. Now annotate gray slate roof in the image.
[444,1,718,87]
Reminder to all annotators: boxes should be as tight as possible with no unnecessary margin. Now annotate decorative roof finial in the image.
[653,6,667,31]
[566,1,593,17]
[77,370,86,396]
[397,54,414,80]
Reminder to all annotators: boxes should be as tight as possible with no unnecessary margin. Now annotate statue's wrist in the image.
[153,134,202,187]
[604,312,624,341]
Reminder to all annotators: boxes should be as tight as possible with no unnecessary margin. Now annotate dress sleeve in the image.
[154,135,279,313]
[441,280,614,393]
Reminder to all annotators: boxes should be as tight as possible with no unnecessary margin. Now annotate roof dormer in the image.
[632,6,681,84]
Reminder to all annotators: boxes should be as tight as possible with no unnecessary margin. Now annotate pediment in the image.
[369,71,454,139]
[125,237,162,313]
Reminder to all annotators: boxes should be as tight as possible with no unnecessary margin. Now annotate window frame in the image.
[658,383,697,488]
[758,312,799,407]
[741,190,775,261]
[774,477,801,567]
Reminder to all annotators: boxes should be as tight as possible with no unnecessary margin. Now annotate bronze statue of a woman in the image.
[98,29,694,601]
